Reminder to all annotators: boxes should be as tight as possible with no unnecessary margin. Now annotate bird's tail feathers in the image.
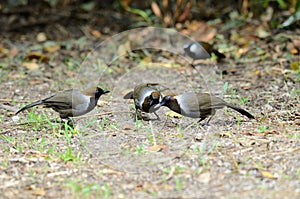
[227,104,255,119]
[123,91,134,99]
[15,100,43,115]
[212,50,226,59]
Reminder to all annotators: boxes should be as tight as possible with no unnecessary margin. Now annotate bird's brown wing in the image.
[178,93,225,117]
[123,91,133,99]
[43,90,72,107]
[43,89,88,109]
[133,83,159,97]
[180,93,224,110]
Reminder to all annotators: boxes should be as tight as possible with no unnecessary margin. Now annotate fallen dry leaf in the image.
[146,145,166,152]
[0,47,9,56]
[117,41,131,57]
[91,30,101,38]
[44,45,60,53]
[32,188,46,196]
[290,62,299,71]
[36,32,47,42]
[26,52,49,62]
[197,172,211,184]
[166,110,182,118]
[122,124,134,130]
[260,170,277,179]
[10,46,19,57]
[101,168,122,175]
[184,21,216,42]
[22,62,39,70]
[97,100,108,107]
[255,26,271,38]
[151,1,161,18]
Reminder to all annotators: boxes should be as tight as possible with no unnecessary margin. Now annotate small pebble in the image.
[12,115,20,123]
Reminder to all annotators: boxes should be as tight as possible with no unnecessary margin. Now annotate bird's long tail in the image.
[15,100,44,115]
[212,50,226,59]
[123,91,134,99]
[227,104,255,119]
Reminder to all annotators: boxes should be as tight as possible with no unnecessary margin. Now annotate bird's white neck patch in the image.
[174,95,188,111]
[138,90,154,107]
[190,43,198,53]
[138,89,162,108]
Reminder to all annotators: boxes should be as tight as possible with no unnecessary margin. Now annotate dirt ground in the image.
[0,5,300,199]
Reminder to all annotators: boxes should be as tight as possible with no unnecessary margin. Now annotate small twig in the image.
[75,111,131,119]
[0,99,28,103]
[270,147,300,156]
[227,152,239,173]
[154,166,176,184]
[158,116,168,132]
[149,120,157,145]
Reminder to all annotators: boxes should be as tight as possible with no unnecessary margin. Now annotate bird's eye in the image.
[165,96,171,101]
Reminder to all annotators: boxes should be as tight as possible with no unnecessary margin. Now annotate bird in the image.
[154,92,255,125]
[183,41,225,65]
[123,83,162,120]
[16,87,110,124]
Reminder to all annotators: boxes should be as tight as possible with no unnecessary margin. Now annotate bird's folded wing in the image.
[43,89,86,109]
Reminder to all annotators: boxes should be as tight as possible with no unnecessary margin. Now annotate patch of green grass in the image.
[29,169,36,177]
[64,57,82,71]
[107,122,119,131]
[237,117,243,125]
[47,144,57,155]
[101,183,113,197]
[135,144,145,155]
[1,134,13,144]
[283,174,292,180]
[296,169,300,176]
[135,114,140,127]
[255,162,264,169]
[230,89,237,100]
[0,114,4,123]
[34,136,48,152]
[222,82,229,95]
[196,147,207,168]
[99,116,107,130]
[292,133,300,139]
[257,125,269,133]
[124,6,156,27]
[175,177,183,191]
[290,88,300,98]
[239,97,249,105]
[25,110,48,129]
[65,179,112,197]
[59,146,81,163]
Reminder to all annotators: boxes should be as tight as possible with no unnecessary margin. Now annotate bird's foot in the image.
[133,112,151,121]
[154,112,161,121]
[59,118,75,128]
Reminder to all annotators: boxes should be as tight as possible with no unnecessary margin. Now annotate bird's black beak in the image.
[97,87,110,94]
[153,99,166,110]
[103,90,110,94]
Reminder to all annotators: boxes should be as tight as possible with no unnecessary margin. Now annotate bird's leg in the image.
[50,118,63,124]
[154,111,160,121]
[203,110,216,126]
[67,118,75,128]
[197,117,207,126]
[134,109,144,121]
[133,109,139,122]
[191,60,196,68]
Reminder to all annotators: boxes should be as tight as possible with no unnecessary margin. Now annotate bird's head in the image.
[95,87,110,99]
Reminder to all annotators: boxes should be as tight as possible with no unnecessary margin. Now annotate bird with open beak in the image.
[124,83,162,120]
